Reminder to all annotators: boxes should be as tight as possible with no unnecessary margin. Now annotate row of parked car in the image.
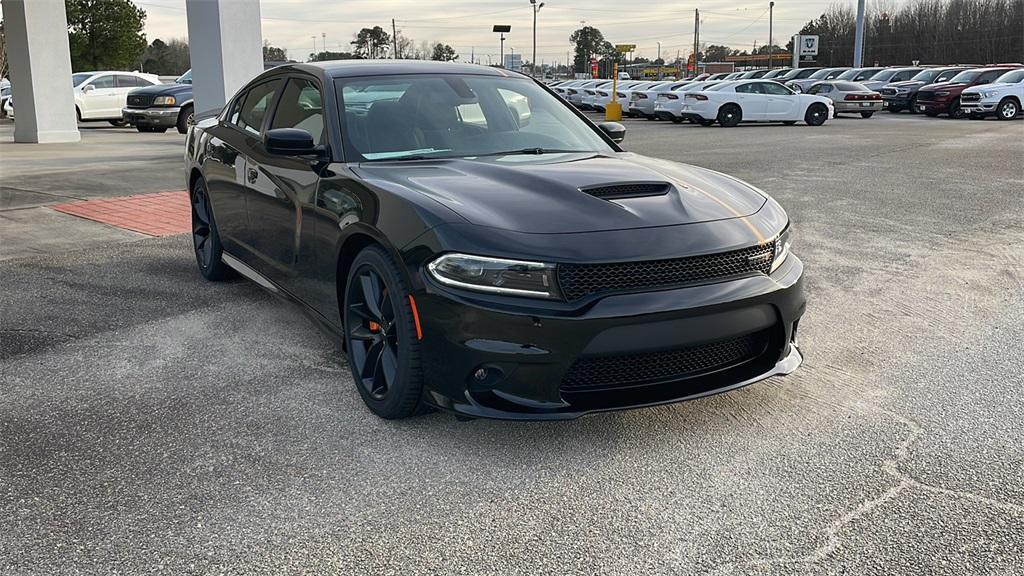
[547,63,1024,125]
[2,69,195,133]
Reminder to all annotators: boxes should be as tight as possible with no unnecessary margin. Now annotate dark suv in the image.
[122,69,193,133]
[916,67,1016,118]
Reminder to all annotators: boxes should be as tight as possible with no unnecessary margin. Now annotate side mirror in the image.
[264,128,317,156]
[82,84,95,93]
[597,121,625,144]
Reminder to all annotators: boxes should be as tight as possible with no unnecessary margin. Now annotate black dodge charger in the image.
[185,60,805,420]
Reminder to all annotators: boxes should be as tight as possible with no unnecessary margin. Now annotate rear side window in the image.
[935,69,960,82]
[977,70,1005,83]
[760,82,793,95]
[234,80,281,136]
[116,75,138,88]
[735,83,757,94]
[270,77,324,146]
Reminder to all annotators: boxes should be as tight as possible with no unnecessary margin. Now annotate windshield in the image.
[72,73,92,87]
[808,69,834,79]
[176,70,192,84]
[336,74,615,162]
[994,69,1024,83]
[836,69,866,80]
[948,70,980,83]
[910,69,939,82]
[868,70,896,81]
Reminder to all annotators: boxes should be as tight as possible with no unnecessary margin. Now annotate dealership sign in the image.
[799,35,819,56]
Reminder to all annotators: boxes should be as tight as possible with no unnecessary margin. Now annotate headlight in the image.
[153,96,176,106]
[981,91,997,98]
[771,226,792,273]
[896,88,910,94]
[427,253,560,299]
[935,91,950,97]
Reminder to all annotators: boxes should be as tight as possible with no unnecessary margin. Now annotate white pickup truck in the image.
[960,68,1024,120]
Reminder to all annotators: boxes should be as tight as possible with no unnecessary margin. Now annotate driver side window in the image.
[270,77,324,146]
[761,82,793,96]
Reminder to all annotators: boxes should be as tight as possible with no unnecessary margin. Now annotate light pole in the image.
[530,0,545,77]
[510,47,515,71]
[311,35,317,61]
[768,1,775,69]
[657,41,662,80]
[493,25,511,68]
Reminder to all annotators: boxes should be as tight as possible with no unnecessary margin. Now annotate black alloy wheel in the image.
[717,104,742,127]
[109,119,128,127]
[861,111,874,118]
[805,103,828,126]
[997,98,1019,120]
[190,178,230,280]
[344,246,426,419]
[948,101,966,119]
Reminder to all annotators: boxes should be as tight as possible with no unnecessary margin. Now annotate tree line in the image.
[795,0,1023,66]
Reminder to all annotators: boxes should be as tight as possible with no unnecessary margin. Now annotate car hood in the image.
[128,83,191,96]
[355,152,768,234]
[962,82,1015,93]
[920,81,969,92]
[889,80,925,89]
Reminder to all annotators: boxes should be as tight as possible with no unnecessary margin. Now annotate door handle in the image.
[247,167,258,184]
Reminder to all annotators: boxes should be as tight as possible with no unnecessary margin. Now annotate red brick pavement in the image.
[51,191,191,237]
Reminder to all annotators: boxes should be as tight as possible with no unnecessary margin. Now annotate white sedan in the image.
[592,81,644,111]
[653,81,721,121]
[72,71,161,124]
[676,80,833,127]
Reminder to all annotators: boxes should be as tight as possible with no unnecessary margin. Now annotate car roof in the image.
[286,59,526,80]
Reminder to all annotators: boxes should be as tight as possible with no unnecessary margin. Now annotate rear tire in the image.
[996,98,1019,120]
[108,119,128,127]
[190,177,231,281]
[860,111,874,118]
[177,104,194,134]
[671,117,683,124]
[805,103,828,126]
[343,245,427,419]
[716,104,742,127]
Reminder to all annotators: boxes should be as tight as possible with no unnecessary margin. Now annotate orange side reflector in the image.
[408,295,423,341]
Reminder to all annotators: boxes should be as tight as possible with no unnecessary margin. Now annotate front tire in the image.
[108,119,128,127]
[717,104,742,127]
[948,101,965,119]
[190,178,231,281]
[344,246,426,419]
[860,111,874,118]
[177,104,194,134]
[997,98,1020,120]
[805,103,828,126]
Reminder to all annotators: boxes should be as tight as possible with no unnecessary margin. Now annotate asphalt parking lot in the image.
[2,114,1023,575]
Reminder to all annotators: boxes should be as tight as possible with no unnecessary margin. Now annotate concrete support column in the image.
[4,0,80,143]
[185,0,264,115]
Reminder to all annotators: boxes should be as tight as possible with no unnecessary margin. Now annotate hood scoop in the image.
[580,182,672,200]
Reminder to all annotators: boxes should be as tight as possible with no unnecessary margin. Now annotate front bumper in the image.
[416,255,806,420]
[960,99,997,115]
[914,99,950,113]
[122,106,181,127]
[881,94,912,108]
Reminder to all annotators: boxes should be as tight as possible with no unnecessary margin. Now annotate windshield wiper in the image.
[478,148,588,157]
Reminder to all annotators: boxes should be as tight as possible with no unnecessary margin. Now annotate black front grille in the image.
[881,88,897,96]
[917,90,935,101]
[560,331,771,391]
[557,243,775,301]
[581,182,671,200]
[960,93,981,102]
[126,94,153,108]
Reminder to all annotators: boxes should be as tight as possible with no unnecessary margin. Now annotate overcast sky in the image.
[130,0,834,64]
[0,0,835,64]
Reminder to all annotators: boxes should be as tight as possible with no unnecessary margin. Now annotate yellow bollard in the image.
[606,63,622,121]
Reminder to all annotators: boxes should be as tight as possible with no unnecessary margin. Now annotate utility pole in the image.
[853,0,866,67]
[311,35,317,61]
[657,41,662,80]
[768,2,774,69]
[531,0,545,77]
[322,33,326,56]
[471,46,475,65]
[693,9,700,77]
[511,46,515,71]
[392,19,399,59]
